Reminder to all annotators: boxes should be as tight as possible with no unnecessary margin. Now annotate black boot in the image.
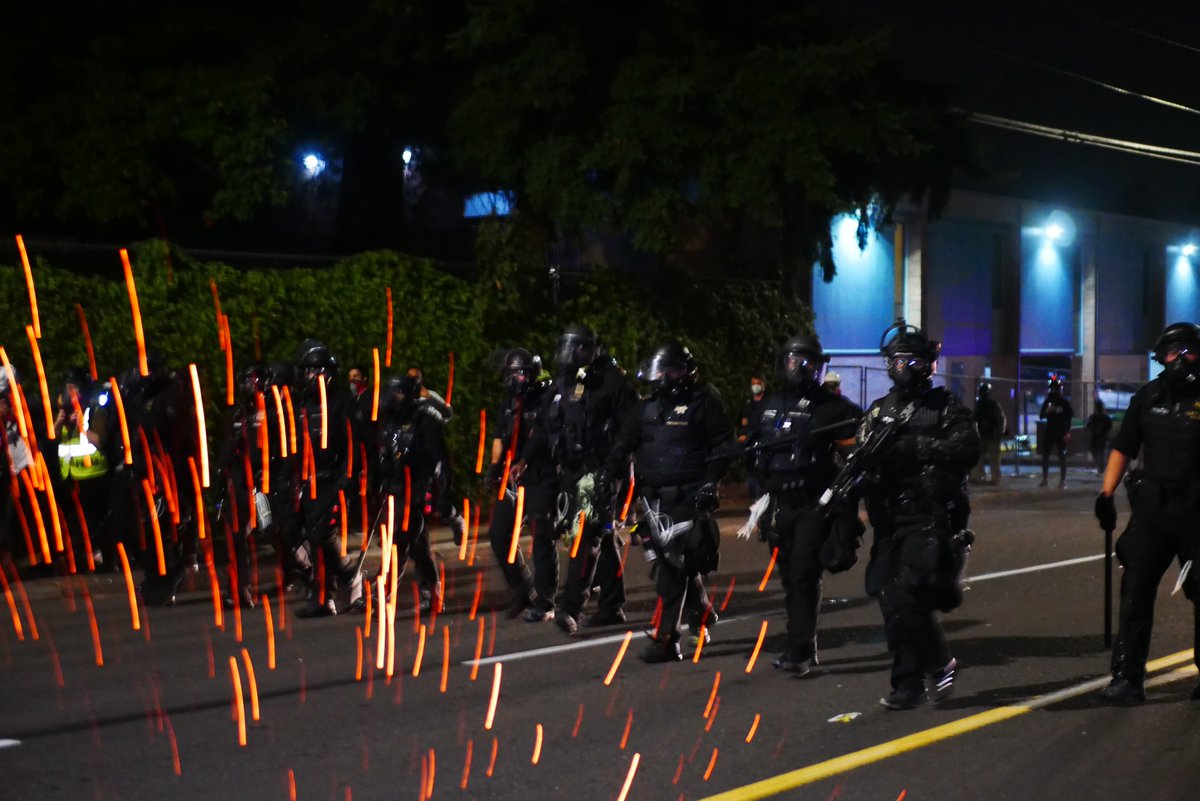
[1099,677,1146,704]
[639,637,682,663]
[926,658,958,703]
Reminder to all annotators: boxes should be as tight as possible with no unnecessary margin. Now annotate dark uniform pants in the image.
[1112,484,1200,680]
[486,481,559,607]
[866,520,954,693]
[643,486,715,643]
[295,480,357,599]
[381,487,439,593]
[563,515,625,620]
[768,494,832,662]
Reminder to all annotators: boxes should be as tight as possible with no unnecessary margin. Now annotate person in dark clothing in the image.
[860,321,980,710]
[970,382,1007,485]
[523,323,637,635]
[739,374,769,498]
[288,340,365,618]
[1094,322,1200,704]
[605,342,739,661]
[1085,400,1113,475]
[743,334,861,675]
[1039,378,1074,488]
[484,348,559,621]
[375,372,447,612]
[55,368,113,569]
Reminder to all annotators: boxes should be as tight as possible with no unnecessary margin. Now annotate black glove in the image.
[1095,493,1117,531]
[694,482,720,513]
[483,462,504,492]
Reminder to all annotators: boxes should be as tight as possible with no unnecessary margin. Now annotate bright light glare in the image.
[1045,223,1064,241]
[301,153,326,179]
[402,148,413,165]
[1183,244,1197,257]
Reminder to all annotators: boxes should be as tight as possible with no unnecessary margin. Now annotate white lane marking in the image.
[468,553,1107,668]
[0,739,21,749]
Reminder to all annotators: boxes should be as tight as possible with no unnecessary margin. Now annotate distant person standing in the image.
[1085,400,1113,475]
[822,370,843,396]
[970,382,1007,485]
[1039,378,1074,488]
[739,374,769,499]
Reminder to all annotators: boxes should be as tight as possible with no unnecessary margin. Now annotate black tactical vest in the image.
[635,395,709,487]
[1140,393,1200,483]
[755,393,817,476]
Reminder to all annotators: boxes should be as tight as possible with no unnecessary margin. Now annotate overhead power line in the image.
[1073,8,1200,57]
[968,112,1200,166]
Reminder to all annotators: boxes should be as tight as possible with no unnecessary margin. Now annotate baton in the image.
[1103,523,1113,648]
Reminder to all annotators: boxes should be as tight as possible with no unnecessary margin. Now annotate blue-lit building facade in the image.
[815,190,1187,434]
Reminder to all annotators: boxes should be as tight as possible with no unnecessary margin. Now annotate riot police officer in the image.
[970,382,1006,485]
[1039,377,1074,488]
[484,348,559,620]
[743,334,861,675]
[1095,322,1200,703]
[376,372,446,611]
[527,323,637,635]
[860,321,979,709]
[289,340,364,617]
[606,342,738,661]
[55,367,113,569]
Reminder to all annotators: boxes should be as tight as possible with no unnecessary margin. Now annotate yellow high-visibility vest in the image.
[58,408,109,480]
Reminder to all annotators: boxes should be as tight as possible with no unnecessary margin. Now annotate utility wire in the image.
[1073,8,1200,57]
[969,112,1200,166]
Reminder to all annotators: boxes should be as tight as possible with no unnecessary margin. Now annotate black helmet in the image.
[880,319,940,392]
[264,361,294,389]
[554,323,597,373]
[62,367,93,406]
[779,333,828,389]
[977,382,992,400]
[383,373,422,418]
[1047,376,1064,394]
[639,341,697,399]
[500,348,541,394]
[295,338,339,388]
[1153,322,1200,386]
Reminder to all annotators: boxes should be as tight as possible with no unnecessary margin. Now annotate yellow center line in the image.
[698,649,1196,801]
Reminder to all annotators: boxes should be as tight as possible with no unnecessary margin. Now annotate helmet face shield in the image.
[783,352,822,387]
[554,335,593,372]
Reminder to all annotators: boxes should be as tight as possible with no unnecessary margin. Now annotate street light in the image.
[1183,243,1197,257]
[301,153,326,179]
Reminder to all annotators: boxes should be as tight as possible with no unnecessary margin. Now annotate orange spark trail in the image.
[229,657,247,746]
[355,626,364,681]
[188,365,210,486]
[469,570,483,620]
[74,305,98,381]
[616,753,641,801]
[719,576,736,612]
[758,547,779,591]
[384,288,393,367]
[532,723,544,764]
[287,769,296,801]
[262,596,276,669]
[467,502,481,566]
[412,624,427,677]
[692,627,708,663]
[271,386,287,457]
[486,738,498,778]
[402,467,411,533]
[164,714,181,775]
[745,620,769,673]
[0,349,27,440]
[25,325,54,440]
[339,489,348,557]
[241,649,261,721]
[187,458,206,540]
[375,576,386,670]
[745,713,761,743]
[141,480,166,575]
[257,392,270,493]
[16,235,40,338]
[282,386,298,455]
[35,453,63,551]
[895,790,908,801]
[5,567,37,640]
[619,708,634,749]
[484,663,502,730]
[459,498,471,561]
[120,248,148,376]
[474,410,486,473]
[619,474,636,522]
[603,631,634,686]
[108,377,133,465]
[460,739,473,790]
[703,672,721,718]
[506,485,524,563]
[705,697,722,731]
[222,315,234,406]
[702,748,719,781]
[210,279,224,349]
[18,472,50,563]
[318,375,328,449]
[569,512,587,559]
[426,749,436,798]
[440,625,450,693]
[117,543,140,630]
[470,616,485,681]
[207,559,224,629]
[0,567,24,640]
[83,591,103,666]
[445,351,455,406]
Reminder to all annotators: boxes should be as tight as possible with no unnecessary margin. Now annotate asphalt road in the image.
[2,467,1198,801]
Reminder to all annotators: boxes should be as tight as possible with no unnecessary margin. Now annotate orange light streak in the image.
[141,480,166,575]
[692,627,708,663]
[619,474,636,522]
[339,489,348,557]
[355,626,364,681]
[208,559,225,629]
[287,769,296,801]
[460,739,473,790]
[282,386,298,455]
[445,351,455,406]
[84,591,103,666]
[486,738,498,778]
[469,570,483,620]
[256,392,270,492]
[467,502,481,565]
[187,458,206,540]
[703,672,721,718]
[0,567,24,640]
[702,748,719,781]
[25,326,54,439]
[240,648,261,721]
[120,248,149,376]
[116,543,140,630]
[470,617,485,681]
[165,714,181,775]
[375,576,386,670]
[745,713,761,743]
[74,305,98,380]
[371,348,380,422]
[188,365,211,486]
[619,708,634,749]
[4,567,37,639]
[271,386,288,457]
[384,288,393,367]
[229,657,247,746]
[107,377,132,465]
[603,630,634,686]
[35,453,63,551]
[263,596,276,669]
[506,485,524,563]
[318,374,328,449]
[459,498,471,561]
[18,471,50,563]
[474,410,486,473]
[412,623,427,677]
[427,749,436,798]
[616,753,641,801]
[719,576,736,612]
[210,279,224,349]
[440,625,450,693]
[569,512,587,559]
[484,662,502,730]
[746,620,769,673]
[705,696,722,731]
[402,466,411,532]
[758,547,779,591]
[16,235,41,338]
[532,723,544,764]
[222,315,234,406]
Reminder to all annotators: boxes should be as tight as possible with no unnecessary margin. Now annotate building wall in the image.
[925,218,997,356]
[812,217,895,353]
